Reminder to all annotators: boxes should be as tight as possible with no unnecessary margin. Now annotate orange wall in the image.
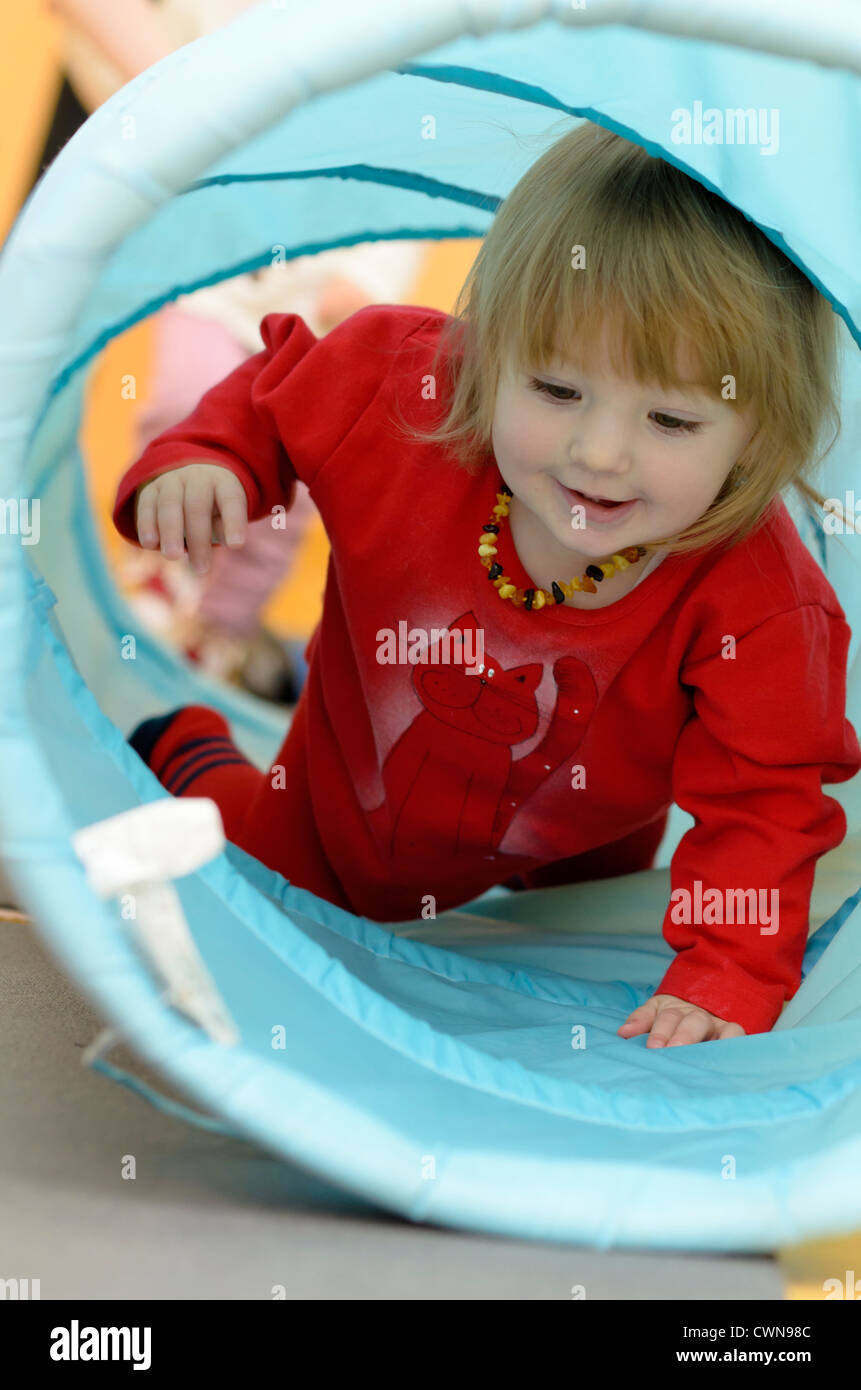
[0,1,63,244]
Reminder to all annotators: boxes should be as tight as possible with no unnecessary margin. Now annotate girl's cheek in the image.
[516,414,554,458]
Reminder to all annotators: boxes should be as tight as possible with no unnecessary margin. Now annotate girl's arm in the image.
[658,604,861,1034]
[46,0,175,82]
[112,313,318,545]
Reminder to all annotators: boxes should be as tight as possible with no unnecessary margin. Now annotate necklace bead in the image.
[478,482,647,610]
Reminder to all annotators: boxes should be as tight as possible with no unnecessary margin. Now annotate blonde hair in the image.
[395,120,841,557]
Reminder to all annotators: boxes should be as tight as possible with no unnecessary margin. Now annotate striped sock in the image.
[128,704,264,839]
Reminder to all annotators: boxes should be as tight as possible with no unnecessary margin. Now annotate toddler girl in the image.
[113,122,861,1048]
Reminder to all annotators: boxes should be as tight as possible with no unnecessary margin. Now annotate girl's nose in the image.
[568,410,632,474]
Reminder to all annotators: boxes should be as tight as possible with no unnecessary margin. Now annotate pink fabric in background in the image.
[133,303,315,637]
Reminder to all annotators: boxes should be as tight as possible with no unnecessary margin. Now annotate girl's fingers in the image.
[156,484,185,559]
[617,1000,659,1037]
[182,484,216,575]
[136,486,159,548]
[135,465,244,555]
[717,1021,746,1040]
[620,993,745,1048]
[643,1006,687,1047]
[659,1010,712,1047]
[215,478,247,547]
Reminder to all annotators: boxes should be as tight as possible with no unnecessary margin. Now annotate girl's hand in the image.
[134,462,248,576]
[617,993,746,1047]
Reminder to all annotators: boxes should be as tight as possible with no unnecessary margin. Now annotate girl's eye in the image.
[529,378,580,402]
[529,379,704,436]
[651,412,703,435]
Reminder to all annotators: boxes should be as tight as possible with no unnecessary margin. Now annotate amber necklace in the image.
[478,482,647,610]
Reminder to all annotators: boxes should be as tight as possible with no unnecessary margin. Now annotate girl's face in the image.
[491,325,758,561]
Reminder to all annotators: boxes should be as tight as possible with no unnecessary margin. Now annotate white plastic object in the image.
[72,799,239,1045]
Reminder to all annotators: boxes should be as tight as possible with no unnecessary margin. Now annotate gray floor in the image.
[0,916,785,1299]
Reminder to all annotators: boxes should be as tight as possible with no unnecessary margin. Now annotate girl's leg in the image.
[129,697,350,909]
[129,705,264,845]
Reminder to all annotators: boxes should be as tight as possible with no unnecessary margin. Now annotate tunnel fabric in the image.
[0,4,860,1250]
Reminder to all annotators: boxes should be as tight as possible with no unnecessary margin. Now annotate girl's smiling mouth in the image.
[557,481,641,525]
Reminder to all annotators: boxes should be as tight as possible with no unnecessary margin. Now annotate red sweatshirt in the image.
[113,305,861,1034]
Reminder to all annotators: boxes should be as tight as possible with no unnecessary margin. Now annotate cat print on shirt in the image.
[369,611,597,862]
